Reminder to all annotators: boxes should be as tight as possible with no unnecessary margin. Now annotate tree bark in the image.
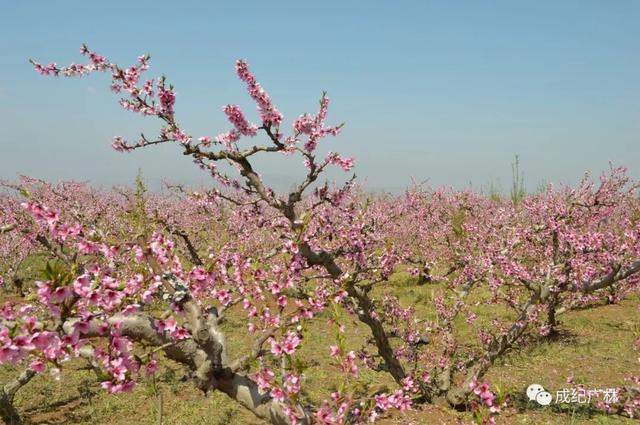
[0,369,36,425]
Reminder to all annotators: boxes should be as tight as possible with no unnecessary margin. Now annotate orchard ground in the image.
[1,271,637,425]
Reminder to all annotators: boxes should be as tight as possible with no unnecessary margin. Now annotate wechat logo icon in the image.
[527,384,552,406]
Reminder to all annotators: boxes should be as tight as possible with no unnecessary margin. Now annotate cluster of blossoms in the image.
[235,59,283,126]
[469,378,501,424]
[270,331,303,356]
[313,388,414,424]
[292,95,342,153]
[329,345,359,377]
[325,152,355,172]
[215,104,259,147]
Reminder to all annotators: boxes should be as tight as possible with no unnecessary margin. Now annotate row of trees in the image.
[0,46,638,424]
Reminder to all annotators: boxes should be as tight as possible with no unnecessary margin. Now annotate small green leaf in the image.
[19,187,31,199]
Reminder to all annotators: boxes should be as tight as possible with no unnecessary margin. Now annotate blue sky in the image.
[1,1,639,193]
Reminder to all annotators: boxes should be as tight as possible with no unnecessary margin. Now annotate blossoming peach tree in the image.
[386,173,640,418]
[0,45,638,424]
[4,45,410,425]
